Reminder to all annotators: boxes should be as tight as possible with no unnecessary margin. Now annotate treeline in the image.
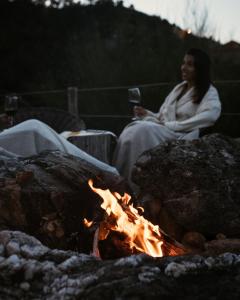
[0,0,240,135]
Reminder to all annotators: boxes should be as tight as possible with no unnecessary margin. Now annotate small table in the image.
[67,130,117,164]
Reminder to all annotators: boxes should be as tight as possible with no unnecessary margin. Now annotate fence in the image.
[1,80,240,137]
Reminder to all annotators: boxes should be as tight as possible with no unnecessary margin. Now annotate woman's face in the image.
[181,54,196,84]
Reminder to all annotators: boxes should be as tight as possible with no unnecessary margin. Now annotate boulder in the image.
[132,134,240,238]
[0,230,240,300]
[0,149,125,252]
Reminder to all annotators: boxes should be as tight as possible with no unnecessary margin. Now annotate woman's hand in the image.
[133,106,147,118]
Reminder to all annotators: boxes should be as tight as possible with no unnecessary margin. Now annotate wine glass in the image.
[4,95,18,127]
[128,87,141,120]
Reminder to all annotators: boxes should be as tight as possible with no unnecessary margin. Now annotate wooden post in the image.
[67,87,79,118]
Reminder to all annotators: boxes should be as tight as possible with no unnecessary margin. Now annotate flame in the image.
[83,218,93,228]
[88,179,163,257]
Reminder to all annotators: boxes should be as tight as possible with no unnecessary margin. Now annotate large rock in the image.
[132,134,240,238]
[0,230,240,300]
[0,149,125,252]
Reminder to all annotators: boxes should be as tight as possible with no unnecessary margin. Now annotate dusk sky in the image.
[122,0,240,44]
[79,0,240,44]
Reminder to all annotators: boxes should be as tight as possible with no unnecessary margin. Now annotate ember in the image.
[83,218,93,228]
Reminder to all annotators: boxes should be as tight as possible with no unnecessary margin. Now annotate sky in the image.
[122,0,240,44]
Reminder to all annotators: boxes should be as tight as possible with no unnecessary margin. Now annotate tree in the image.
[95,0,114,5]
[32,0,82,7]
[87,0,97,5]
[182,0,215,39]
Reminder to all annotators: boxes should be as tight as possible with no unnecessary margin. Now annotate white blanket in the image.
[0,119,118,175]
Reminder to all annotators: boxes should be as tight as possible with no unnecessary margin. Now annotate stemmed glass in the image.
[128,88,141,121]
[4,95,18,127]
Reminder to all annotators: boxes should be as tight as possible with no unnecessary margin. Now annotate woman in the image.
[113,48,221,190]
[0,116,118,175]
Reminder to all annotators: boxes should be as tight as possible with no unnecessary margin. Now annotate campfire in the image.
[86,179,187,259]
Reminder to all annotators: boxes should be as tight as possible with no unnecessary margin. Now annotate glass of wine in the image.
[128,87,141,120]
[4,95,18,127]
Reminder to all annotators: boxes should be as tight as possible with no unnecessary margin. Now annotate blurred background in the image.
[0,0,239,136]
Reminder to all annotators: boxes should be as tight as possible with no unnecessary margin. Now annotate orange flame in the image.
[83,218,93,228]
[88,179,163,257]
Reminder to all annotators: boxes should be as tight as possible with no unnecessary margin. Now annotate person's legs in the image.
[0,119,118,174]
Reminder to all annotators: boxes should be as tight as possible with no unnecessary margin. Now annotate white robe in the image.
[0,119,118,175]
[113,82,221,189]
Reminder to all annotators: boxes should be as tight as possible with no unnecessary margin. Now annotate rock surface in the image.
[132,134,240,238]
[1,230,240,300]
[0,150,125,252]
[0,149,188,258]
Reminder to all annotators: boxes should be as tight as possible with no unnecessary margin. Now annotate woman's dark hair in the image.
[185,48,211,104]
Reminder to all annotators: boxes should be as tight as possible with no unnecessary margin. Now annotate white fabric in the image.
[0,119,118,175]
[113,82,221,188]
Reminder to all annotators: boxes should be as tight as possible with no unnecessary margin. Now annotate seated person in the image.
[113,48,221,191]
[0,115,118,175]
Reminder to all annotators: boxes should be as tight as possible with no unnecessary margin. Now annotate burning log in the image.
[204,238,240,255]
[87,180,188,259]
